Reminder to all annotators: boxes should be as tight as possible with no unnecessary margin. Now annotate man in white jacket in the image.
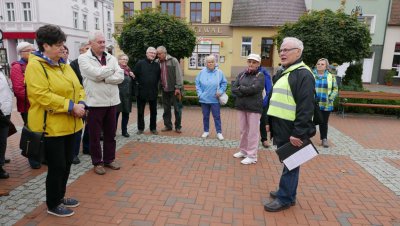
[79,31,124,175]
[0,70,13,179]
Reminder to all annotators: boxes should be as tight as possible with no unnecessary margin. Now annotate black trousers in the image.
[45,133,75,209]
[259,106,268,142]
[0,115,10,166]
[162,91,181,129]
[318,110,331,140]
[137,97,157,131]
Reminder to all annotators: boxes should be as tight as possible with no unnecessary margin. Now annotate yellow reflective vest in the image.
[267,62,312,121]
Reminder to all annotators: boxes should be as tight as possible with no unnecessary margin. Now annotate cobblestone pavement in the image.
[1,107,400,225]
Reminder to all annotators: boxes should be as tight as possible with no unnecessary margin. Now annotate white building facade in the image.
[0,0,114,64]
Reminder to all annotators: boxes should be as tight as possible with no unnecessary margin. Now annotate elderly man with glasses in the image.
[264,37,316,212]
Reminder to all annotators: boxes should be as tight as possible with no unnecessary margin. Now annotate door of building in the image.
[261,38,273,67]
[362,52,374,83]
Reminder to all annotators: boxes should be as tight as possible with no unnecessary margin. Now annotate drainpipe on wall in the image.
[377,0,392,84]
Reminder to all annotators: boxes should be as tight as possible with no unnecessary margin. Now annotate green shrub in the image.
[342,63,363,89]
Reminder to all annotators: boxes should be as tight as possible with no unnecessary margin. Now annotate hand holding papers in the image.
[275,139,319,171]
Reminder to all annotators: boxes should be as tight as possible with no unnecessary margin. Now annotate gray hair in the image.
[156,46,167,54]
[205,55,216,63]
[88,30,105,41]
[317,58,330,70]
[282,37,304,53]
[146,47,156,53]
[118,53,129,61]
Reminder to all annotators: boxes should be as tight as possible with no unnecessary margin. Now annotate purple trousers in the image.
[88,106,117,165]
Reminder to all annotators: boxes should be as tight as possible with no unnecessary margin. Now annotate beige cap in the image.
[17,42,33,53]
[247,53,261,62]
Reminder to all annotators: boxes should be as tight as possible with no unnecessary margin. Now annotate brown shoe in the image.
[262,141,270,148]
[94,165,106,175]
[104,161,121,170]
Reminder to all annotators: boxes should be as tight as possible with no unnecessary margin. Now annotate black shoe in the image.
[72,156,80,165]
[161,127,172,132]
[30,164,41,169]
[0,167,9,179]
[136,130,143,135]
[100,134,104,141]
[5,158,10,164]
[269,191,296,206]
[264,199,291,212]
[122,132,130,137]
[175,128,182,133]
[151,130,158,135]
[82,150,90,155]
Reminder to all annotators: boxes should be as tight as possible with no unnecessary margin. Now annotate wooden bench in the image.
[338,90,400,117]
[182,84,197,100]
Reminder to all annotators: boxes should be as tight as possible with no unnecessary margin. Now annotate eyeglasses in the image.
[21,50,35,53]
[279,48,299,54]
[317,63,325,65]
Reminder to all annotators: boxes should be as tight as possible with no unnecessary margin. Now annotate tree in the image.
[276,9,371,66]
[117,9,196,66]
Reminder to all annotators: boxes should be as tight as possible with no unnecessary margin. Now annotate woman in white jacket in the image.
[0,70,14,179]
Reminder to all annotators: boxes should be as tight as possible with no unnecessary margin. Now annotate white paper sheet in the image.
[282,143,318,171]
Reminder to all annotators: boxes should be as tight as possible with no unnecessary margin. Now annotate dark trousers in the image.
[275,142,299,206]
[73,129,83,157]
[116,112,129,133]
[44,133,74,209]
[88,106,117,165]
[260,106,268,142]
[137,97,157,131]
[0,115,10,166]
[162,91,181,129]
[318,110,331,140]
[82,120,89,153]
[201,103,221,133]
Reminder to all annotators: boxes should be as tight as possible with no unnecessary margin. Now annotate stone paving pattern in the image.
[1,105,400,226]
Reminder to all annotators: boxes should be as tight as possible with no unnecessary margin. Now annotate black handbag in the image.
[20,123,46,162]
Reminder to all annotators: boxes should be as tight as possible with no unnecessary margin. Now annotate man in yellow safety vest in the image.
[264,37,316,212]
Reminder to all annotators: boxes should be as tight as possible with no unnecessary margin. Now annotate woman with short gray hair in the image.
[195,55,227,140]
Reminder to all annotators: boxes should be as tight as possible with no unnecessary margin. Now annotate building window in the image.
[6,2,15,22]
[107,11,111,22]
[107,28,112,40]
[22,2,32,22]
[141,2,152,10]
[189,44,220,69]
[209,2,221,23]
[123,2,134,20]
[241,37,252,56]
[190,2,202,23]
[73,11,78,29]
[160,2,181,17]
[392,42,400,76]
[82,14,87,30]
[95,17,99,30]
[363,15,376,34]
[94,0,98,8]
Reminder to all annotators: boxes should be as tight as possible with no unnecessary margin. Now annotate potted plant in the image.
[384,70,396,86]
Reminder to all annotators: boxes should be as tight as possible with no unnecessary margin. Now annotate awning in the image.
[3,32,36,39]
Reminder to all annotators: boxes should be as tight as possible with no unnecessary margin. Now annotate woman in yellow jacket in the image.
[25,25,86,217]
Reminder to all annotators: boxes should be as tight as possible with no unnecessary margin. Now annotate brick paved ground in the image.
[1,103,400,226]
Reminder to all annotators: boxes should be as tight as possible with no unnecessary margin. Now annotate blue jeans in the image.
[276,165,300,205]
[201,103,221,133]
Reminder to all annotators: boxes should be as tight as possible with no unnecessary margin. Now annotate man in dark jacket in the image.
[156,46,183,133]
[264,37,316,212]
[134,47,161,135]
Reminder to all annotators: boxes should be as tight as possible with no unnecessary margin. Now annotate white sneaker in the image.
[201,132,209,138]
[241,157,257,165]
[217,133,224,141]
[233,151,246,158]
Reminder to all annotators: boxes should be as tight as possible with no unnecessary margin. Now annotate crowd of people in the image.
[0,24,339,217]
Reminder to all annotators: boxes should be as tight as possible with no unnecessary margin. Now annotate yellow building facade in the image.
[113,0,284,80]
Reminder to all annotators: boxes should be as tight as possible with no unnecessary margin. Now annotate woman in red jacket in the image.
[10,42,41,169]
